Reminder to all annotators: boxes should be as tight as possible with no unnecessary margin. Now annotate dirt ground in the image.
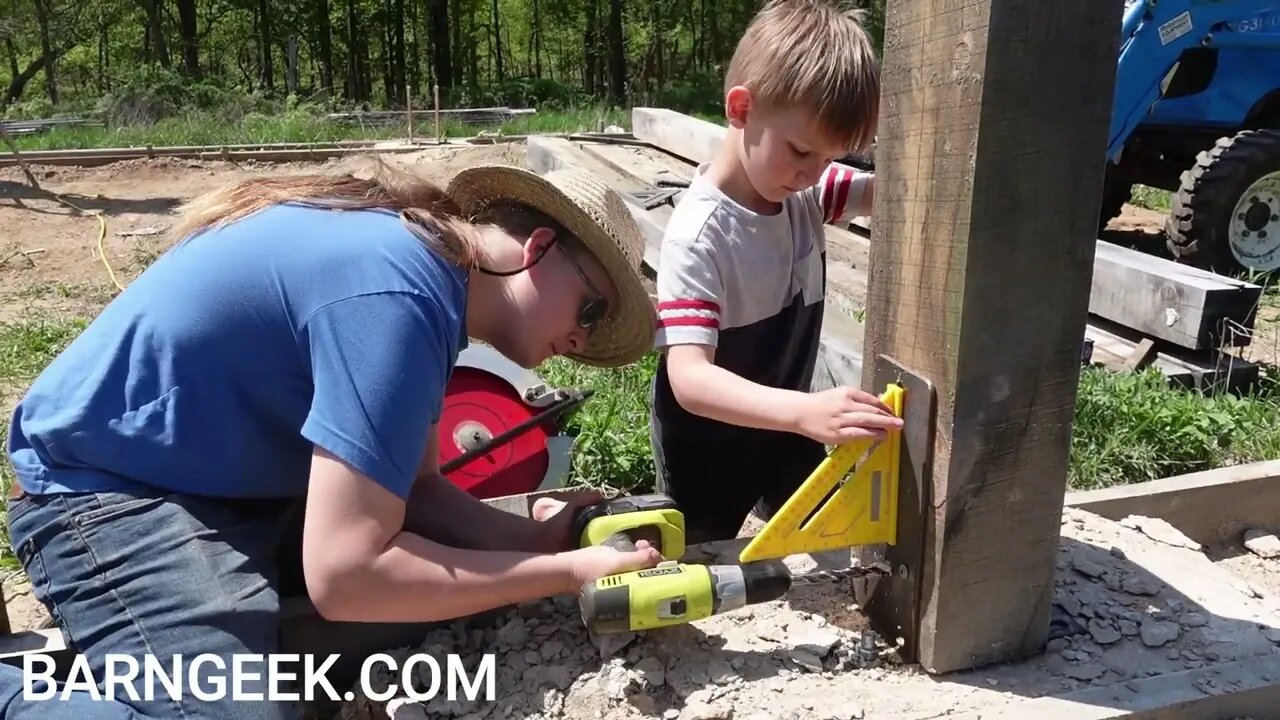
[1,154,1278,718]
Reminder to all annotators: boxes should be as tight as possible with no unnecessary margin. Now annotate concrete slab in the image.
[324,507,1280,720]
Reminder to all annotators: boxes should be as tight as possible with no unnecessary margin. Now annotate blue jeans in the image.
[0,487,306,719]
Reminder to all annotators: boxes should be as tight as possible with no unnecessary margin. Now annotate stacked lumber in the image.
[325,107,534,127]
[527,107,1264,392]
[0,117,103,136]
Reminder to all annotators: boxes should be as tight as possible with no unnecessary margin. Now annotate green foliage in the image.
[1069,365,1280,490]
[535,351,660,494]
[1128,184,1172,213]
[0,316,88,386]
[0,315,89,571]
[2,0,887,125]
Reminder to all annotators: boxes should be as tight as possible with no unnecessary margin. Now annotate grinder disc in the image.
[438,366,552,498]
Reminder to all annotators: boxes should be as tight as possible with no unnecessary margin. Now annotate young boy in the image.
[650,0,903,544]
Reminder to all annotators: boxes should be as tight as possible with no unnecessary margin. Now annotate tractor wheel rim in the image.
[1229,171,1280,270]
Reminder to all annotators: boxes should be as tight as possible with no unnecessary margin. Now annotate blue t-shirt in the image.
[7,203,469,501]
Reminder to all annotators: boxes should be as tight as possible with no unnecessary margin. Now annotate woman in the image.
[1,160,664,718]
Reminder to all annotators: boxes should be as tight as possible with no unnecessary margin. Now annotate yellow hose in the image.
[50,194,124,293]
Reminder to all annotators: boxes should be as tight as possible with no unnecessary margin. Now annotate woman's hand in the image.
[529,492,606,552]
[561,540,663,589]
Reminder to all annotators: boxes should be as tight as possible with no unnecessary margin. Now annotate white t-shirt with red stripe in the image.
[648,160,871,501]
[654,161,868,352]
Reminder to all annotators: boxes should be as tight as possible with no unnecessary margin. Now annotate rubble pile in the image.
[321,508,1280,720]
[337,583,900,720]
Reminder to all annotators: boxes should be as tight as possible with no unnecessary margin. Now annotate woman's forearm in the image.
[311,533,577,623]
[402,472,552,552]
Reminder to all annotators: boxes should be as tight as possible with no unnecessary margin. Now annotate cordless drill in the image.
[570,493,796,635]
[577,557,796,634]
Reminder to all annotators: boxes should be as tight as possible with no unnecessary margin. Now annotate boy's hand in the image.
[791,386,904,445]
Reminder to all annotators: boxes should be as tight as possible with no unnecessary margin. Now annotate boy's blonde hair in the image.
[725,0,879,151]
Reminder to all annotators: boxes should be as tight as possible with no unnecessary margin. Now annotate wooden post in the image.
[406,83,414,143]
[434,84,441,142]
[861,0,1123,673]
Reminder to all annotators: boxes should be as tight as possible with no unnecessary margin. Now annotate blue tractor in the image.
[1105,0,1280,273]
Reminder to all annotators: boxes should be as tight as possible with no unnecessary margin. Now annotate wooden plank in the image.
[858,0,1123,673]
[526,136,667,275]
[1084,318,1260,392]
[630,107,1261,352]
[1065,459,1280,550]
[1089,241,1260,350]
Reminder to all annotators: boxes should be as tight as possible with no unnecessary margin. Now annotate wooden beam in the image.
[1090,241,1260,350]
[1065,459,1280,550]
[859,0,1122,673]
[1084,318,1260,392]
[630,108,1262,353]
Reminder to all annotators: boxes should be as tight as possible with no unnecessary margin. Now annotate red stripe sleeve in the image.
[658,299,721,313]
[659,316,719,328]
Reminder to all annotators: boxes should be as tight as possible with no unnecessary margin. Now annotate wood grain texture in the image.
[860,0,1122,673]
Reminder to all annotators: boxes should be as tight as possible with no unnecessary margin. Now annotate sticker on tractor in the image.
[1159,11,1193,45]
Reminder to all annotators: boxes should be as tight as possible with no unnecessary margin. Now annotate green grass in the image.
[0,315,89,570]
[11,104,631,152]
[0,316,88,386]
[1064,365,1280,490]
[535,351,659,494]
[1129,184,1173,213]
[535,355,1280,496]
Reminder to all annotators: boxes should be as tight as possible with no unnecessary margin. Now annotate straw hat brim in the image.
[447,164,656,368]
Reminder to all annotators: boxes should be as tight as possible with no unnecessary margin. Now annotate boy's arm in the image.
[814,161,874,225]
[655,234,810,433]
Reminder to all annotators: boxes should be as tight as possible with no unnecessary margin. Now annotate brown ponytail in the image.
[169,156,488,268]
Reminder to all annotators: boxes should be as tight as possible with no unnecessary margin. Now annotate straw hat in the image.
[447,164,657,368]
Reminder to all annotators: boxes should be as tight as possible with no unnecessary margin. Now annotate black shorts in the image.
[651,419,827,545]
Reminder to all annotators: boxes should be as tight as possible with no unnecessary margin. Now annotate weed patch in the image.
[0,316,88,386]
[1070,365,1280,490]
[536,352,659,494]
[0,315,88,569]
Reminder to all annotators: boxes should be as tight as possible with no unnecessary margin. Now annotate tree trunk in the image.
[145,0,171,67]
[394,0,406,105]
[316,0,334,95]
[258,0,274,92]
[491,0,504,85]
[176,0,200,76]
[583,0,599,95]
[345,0,360,101]
[32,0,57,104]
[427,0,451,91]
[4,50,64,108]
[531,0,541,78]
[606,0,624,104]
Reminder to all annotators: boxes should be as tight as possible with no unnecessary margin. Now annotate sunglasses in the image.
[555,243,610,332]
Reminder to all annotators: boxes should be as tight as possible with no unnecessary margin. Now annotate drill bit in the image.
[786,561,892,586]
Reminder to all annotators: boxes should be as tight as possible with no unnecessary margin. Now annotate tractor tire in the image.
[1165,129,1280,273]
